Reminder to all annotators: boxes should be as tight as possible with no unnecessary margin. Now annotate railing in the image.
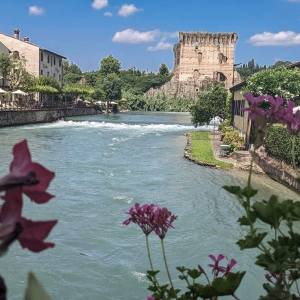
[0,102,94,111]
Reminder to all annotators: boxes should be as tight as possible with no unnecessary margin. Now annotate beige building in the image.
[173,31,240,87]
[0,28,66,85]
[145,31,241,99]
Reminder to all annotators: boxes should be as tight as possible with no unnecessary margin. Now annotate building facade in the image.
[0,29,66,85]
[173,31,241,87]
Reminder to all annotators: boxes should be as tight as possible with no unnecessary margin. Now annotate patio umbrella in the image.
[0,88,6,93]
[12,89,27,95]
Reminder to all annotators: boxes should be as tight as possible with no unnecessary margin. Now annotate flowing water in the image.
[0,112,299,300]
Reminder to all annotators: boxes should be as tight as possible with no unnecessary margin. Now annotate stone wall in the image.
[0,108,97,127]
[253,148,300,193]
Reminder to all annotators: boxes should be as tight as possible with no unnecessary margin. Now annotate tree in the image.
[158,64,169,76]
[101,73,122,112]
[243,67,300,102]
[190,83,228,127]
[99,54,121,76]
[0,53,12,79]
[62,60,83,85]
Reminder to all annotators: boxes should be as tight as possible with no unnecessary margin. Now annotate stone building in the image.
[0,29,66,85]
[145,31,241,99]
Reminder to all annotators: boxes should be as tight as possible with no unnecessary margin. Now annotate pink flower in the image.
[219,258,237,276]
[0,189,57,253]
[1,140,55,203]
[123,203,157,236]
[242,93,266,119]
[153,206,177,239]
[208,254,225,277]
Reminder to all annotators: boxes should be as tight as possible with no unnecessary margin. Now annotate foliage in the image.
[236,58,267,80]
[158,63,169,76]
[243,67,300,103]
[34,76,61,91]
[265,124,300,166]
[99,54,121,76]
[62,60,83,85]
[62,85,94,100]
[225,93,232,121]
[190,131,234,169]
[0,53,13,79]
[190,82,228,127]
[222,131,246,152]
[101,73,122,101]
[218,119,231,132]
[123,91,192,112]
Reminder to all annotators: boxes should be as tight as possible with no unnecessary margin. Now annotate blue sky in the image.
[1,0,300,72]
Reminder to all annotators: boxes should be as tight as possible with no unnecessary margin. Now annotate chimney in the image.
[13,28,20,39]
[23,36,29,43]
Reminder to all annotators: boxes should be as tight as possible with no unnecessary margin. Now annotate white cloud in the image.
[161,31,178,42]
[104,11,112,17]
[29,5,45,16]
[112,29,160,44]
[247,31,300,46]
[92,0,108,10]
[118,4,143,17]
[147,42,173,51]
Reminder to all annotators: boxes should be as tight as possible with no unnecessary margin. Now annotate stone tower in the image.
[172,31,240,87]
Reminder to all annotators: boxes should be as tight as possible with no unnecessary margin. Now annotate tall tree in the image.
[101,73,122,112]
[99,54,121,76]
[158,63,169,76]
[190,82,228,127]
[62,60,83,85]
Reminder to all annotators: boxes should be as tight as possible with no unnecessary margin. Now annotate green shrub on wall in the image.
[265,124,300,166]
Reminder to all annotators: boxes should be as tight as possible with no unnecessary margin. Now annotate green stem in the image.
[232,294,240,300]
[146,235,154,271]
[160,238,174,290]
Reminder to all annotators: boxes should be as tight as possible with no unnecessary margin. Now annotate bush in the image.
[265,124,300,166]
[223,130,246,152]
[218,119,231,131]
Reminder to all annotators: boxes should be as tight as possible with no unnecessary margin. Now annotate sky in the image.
[1,0,300,73]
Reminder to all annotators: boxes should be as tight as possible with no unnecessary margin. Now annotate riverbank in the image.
[0,107,97,127]
[184,131,234,169]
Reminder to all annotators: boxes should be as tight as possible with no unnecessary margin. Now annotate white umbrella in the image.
[0,88,6,93]
[12,89,27,95]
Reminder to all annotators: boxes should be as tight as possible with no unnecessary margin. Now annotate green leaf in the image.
[147,270,160,277]
[211,272,246,296]
[237,232,267,250]
[176,266,187,273]
[187,269,202,279]
[223,185,242,195]
[238,211,257,226]
[252,195,280,227]
[241,186,258,198]
[24,272,51,300]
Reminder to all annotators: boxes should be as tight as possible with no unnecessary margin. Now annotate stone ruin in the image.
[145,31,241,99]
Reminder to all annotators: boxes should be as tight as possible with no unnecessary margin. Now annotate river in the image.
[0,112,299,300]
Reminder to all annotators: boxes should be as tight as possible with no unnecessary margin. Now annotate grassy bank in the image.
[190,131,234,169]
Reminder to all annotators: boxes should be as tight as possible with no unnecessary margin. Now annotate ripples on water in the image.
[0,112,299,300]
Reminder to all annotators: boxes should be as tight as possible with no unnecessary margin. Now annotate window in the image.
[53,73,56,78]
[47,71,49,77]
[59,74,61,81]
[59,59,61,67]
[51,56,52,66]
[54,57,56,65]
[41,52,43,61]
[13,51,20,60]
[47,55,50,63]
[40,70,43,76]
[234,100,245,117]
